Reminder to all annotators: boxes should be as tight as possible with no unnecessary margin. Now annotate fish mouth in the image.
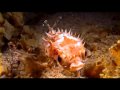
[70,60,84,72]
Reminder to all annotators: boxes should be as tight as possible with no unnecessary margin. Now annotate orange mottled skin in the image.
[43,27,86,74]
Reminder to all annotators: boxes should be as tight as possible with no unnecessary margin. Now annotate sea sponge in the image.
[0,53,8,77]
[100,40,120,78]
[109,40,120,66]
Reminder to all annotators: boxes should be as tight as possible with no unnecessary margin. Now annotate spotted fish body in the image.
[43,27,86,72]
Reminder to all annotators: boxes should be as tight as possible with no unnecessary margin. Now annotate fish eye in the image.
[85,50,87,57]
[85,49,91,57]
[58,56,62,63]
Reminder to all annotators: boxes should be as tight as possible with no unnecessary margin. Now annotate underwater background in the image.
[0,12,120,78]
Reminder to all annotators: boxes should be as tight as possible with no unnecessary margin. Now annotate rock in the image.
[0,13,4,24]
[3,12,24,27]
[3,20,15,40]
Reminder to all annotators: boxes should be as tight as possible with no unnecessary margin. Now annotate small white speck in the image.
[42,24,45,27]
[44,20,48,24]
[59,16,62,19]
